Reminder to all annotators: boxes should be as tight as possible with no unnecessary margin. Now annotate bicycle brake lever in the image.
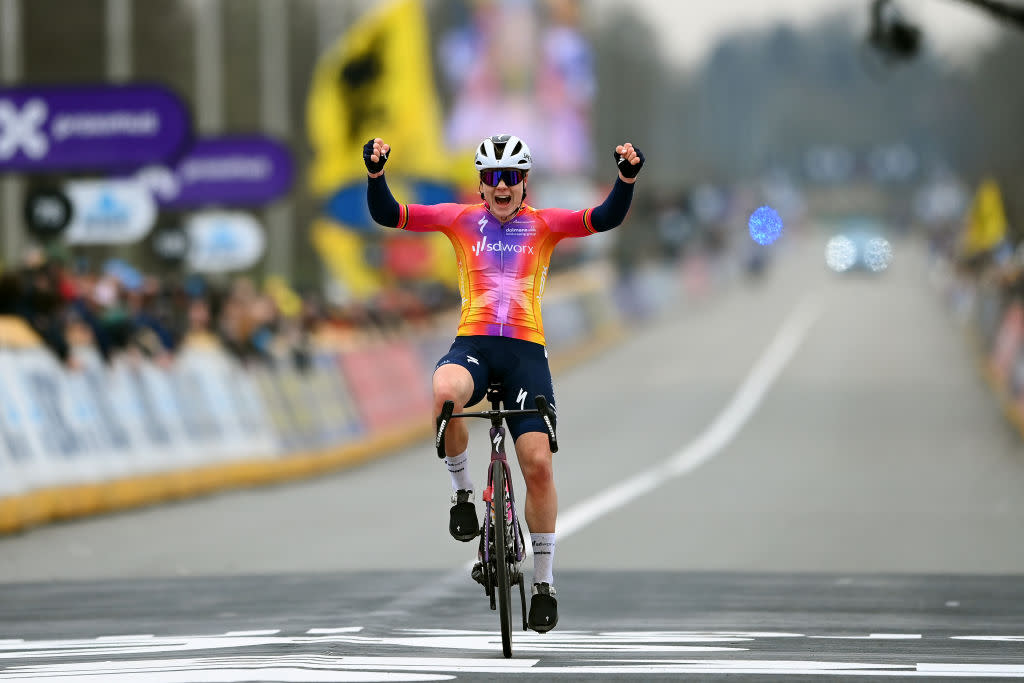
[533,396,558,454]
[436,400,454,459]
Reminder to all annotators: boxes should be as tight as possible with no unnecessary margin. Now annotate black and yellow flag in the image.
[306,0,471,195]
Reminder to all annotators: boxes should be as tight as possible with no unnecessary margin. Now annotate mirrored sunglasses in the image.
[480,169,524,187]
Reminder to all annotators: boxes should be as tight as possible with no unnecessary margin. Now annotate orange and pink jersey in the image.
[398,203,597,345]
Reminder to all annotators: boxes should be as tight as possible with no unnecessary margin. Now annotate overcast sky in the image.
[592,0,1003,71]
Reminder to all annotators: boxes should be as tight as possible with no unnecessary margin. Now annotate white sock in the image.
[531,532,556,585]
[445,449,473,492]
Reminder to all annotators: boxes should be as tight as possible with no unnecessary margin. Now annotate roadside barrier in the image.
[0,263,665,536]
[943,274,1024,438]
[0,255,732,535]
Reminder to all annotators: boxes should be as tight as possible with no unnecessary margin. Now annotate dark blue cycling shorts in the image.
[434,335,556,442]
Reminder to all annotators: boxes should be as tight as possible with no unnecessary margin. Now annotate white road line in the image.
[557,293,823,540]
[387,295,823,611]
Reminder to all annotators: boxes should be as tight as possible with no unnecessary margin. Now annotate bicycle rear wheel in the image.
[492,462,513,658]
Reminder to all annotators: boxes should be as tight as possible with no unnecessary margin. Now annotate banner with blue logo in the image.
[63,179,157,245]
[185,211,266,272]
[0,84,190,172]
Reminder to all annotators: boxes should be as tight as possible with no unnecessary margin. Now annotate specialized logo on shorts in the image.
[516,388,528,410]
[466,355,479,365]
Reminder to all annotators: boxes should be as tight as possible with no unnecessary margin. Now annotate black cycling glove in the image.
[614,145,644,179]
[363,138,389,174]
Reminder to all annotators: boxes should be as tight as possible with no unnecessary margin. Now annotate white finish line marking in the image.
[557,293,823,539]
[2,631,1023,679]
[810,634,922,640]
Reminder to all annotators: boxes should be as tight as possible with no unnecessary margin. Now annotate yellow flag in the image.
[307,0,468,195]
[961,177,1008,257]
[311,218,381,299]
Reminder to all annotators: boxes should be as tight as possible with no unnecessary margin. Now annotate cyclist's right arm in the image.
[364,137,464,232]
[367,174,401,227]
[365,138,400,227]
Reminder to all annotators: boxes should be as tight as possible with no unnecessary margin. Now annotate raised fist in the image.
[613,143,644,180]
[364,138,390,174]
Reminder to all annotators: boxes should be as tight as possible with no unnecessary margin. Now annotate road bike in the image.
[435,382,558,658]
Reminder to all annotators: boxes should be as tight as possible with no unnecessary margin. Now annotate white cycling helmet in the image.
[474,134,532,171]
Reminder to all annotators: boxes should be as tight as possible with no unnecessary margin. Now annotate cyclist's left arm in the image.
[588,177,636,232]
[546,142,644,236]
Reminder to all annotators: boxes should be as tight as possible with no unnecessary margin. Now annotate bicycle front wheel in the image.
[492,462,513,658]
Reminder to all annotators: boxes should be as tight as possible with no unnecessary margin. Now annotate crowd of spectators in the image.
[0,243,460,371]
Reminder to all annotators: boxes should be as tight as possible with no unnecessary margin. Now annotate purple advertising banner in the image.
[0,84,191,172]
[135,136,294,208]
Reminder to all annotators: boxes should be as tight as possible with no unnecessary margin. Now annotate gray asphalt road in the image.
[2,233,1021,579]
[2,233,1023,680]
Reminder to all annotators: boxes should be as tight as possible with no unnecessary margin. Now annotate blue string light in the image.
[749,205,783,245]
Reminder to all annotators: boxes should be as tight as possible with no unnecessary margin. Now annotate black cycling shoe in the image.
[528,583,558,633]
[471,561,486,587]
[449,489,479,541]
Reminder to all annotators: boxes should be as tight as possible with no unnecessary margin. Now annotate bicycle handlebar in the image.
[435,400,455,459]
[533,395,559,454]
[434,395,559,457]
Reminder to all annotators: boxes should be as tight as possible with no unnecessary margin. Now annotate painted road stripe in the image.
[407,294,824,607]
[809,634,922,640]
[557,293,823,540]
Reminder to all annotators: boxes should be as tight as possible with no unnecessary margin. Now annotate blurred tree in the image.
[589,7,664,181]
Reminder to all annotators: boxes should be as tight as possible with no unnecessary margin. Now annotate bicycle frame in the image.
[434,384,558,656]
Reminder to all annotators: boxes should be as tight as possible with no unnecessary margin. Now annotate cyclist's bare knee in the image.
[514,432,554,488]
[433,364,474,457]
[433,363,474,413]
